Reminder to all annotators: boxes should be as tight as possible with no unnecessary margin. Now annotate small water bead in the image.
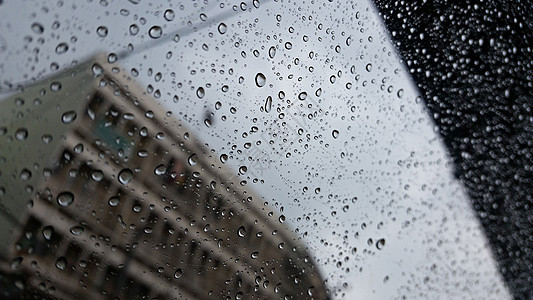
[31,23,44,34]
[366,63,372,72]
[298,92,307,101]
[55,257,67,270]
[196,87,205,98]
[50,81,62,92]
[132,204,142,213]
[118,168,133,185]
[70,226,84,235]
[55,43,68,54]
[239,166,247,175]
[268,46,276,58]
[42,134,53,144]
[129,24,139,35]
[57,191,74,207]
[154,164,166,175]
[108,196,120,207]
[96,26,108,37]
[264,96,272,113]
[220,154,228,163]
[255,73,266,87]
[42,226,54,240]
[164,9,175,21]
[238,226,246,238]
[188,154,198,166]
[332,130,339,139]
[215,101,222,110]
[10,257,23,270]
[346,36,352,46]
[174,268,183,279]
[376,238,386,250]
[149,26,162,39]
[251,252,259,259]
[91,170,104,181]
[61,111,77,124]
[15,128,28,140]
[199,13,207,21]
[397,89,404,98]
[284,42,292,50]
[218,23,227,34]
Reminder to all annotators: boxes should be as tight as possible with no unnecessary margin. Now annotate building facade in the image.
[0,55,327,299]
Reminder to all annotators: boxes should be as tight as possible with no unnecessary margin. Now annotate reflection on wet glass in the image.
[0,57,327,299]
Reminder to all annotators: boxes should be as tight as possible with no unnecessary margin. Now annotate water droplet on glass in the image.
[218,23,227,34]
[239,166,247,175]
[129,24,139,35]
[174,268,183,278]
[91,170,104,181]
[55,257,67,270]
[346,36,352,46]
[132,204,142,213]
[332,130,339,139]
[70,226,84,235]
[154,164,166,175]
[251,252,259,259]
[376,238,385,250]
[215,101,222,110]
[118,168,133,185]
[284,42,292,50]
[268,46,276,58]
[108,196,120,207]
[188,154,198,166]
[19,169,31,181]
[15,128,28,140]
[298,92,307,101]
[10,257,23,270]
[92,63,103,76]
[196,87,205,98]
[42,226,54,240]
[96,26,108,37]
[55,43,68,54]
[279,215,286,223]
[220,154,228,163]
[164,9,175,21]
[31,23,44,34]
[61,111,77,124]
[238,226,246,238]
[199,13,207,21]
[366,63,372,72]
[149,26,162,39]
[50,81,62,92]
[264,96,272,113]
[397,89,404,98]
[255,73,266,87]
[57,191,74,207]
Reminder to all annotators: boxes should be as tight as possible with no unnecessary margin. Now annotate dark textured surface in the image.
[373,1,533,298]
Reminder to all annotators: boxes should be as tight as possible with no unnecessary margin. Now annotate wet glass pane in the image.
[0,0,524,299]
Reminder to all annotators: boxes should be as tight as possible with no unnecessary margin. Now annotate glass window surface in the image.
[0,0,512,299]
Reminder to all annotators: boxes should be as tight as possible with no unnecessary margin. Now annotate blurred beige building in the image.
[0,55,327,299]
